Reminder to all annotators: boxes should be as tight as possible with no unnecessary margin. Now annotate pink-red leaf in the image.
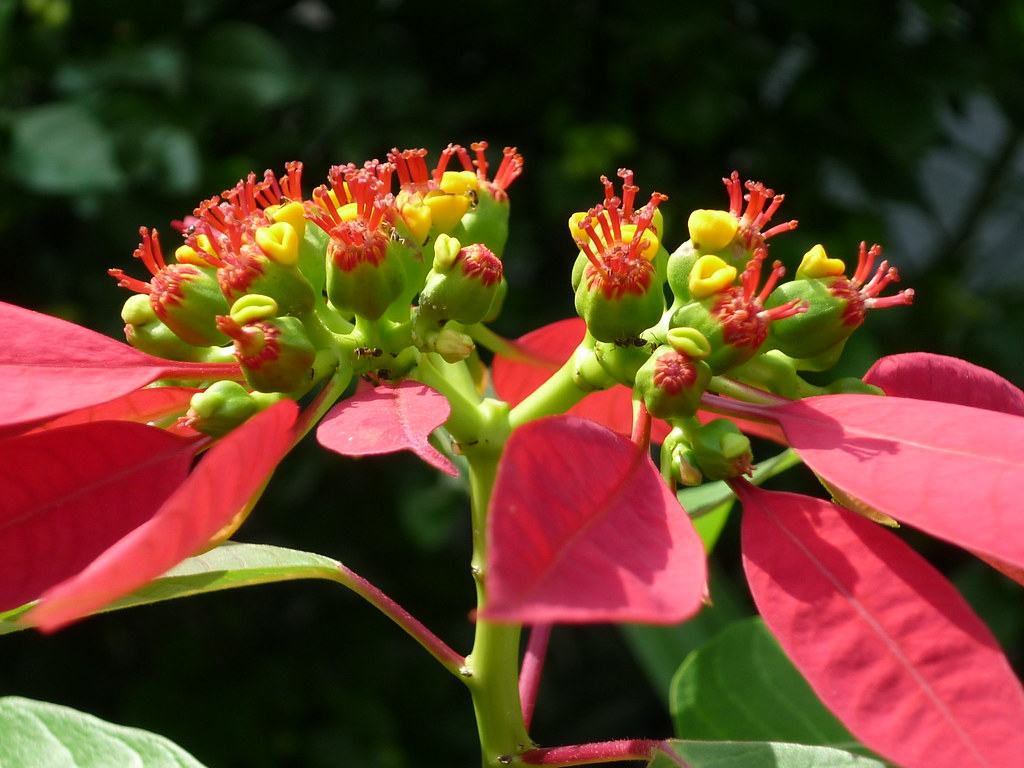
[774,394,1024,568]
[864,352,1024,416]
[0,301,239,432]
[25,400,299,631]
[0,421,200,613]
[316,381,457,476]
[739,483,1024,768]
[28,387,201,432]
[481,415,707,624]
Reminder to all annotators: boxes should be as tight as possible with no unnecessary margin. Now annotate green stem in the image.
[508,356,589,429]
[414,352,486,444]
[462,442,531,767]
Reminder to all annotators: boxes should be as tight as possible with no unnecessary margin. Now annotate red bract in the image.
[481,415,707,624]
[316,381,458,476]
[864,352,1024,416]
[24,400,298,631]
[0,421,201,614]
[26,387,201,433]
[739,483,1024,768]
[0,301,240,436]
[771,393,1024,568]
[864,352,1024,585]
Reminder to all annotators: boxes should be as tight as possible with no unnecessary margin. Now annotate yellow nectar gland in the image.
[796,244,846,280]
[687,209,738,253]
[689,255,738,300]
[255,222,300,266]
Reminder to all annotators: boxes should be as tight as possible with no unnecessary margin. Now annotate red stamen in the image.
[757,260,787,304]
[281,161,304,201]
[723,171,743,217]
[470,141,490,181]
[492,147,523,190]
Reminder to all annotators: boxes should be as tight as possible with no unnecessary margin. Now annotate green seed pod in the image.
[120,294,210,361]
[633,341,712,420]
[326,234,408,322]
[418,234,503,325]
[691,418,754,480]
[216,297,317,393]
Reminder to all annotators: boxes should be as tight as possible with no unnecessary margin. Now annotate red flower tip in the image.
[388,147,435,191]
[306,167,396,270]
[652,350,702,396]
[713,248,806,348]
[575,198,662,299]
[457,242,503,287]
[722,171,798,249]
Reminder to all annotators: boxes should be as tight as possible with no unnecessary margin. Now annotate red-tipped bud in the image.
[671,249,805,373]
[766,242,914,361]
[215,295,316,393]
[633,329,713,420]
[691,418,754,480]
[418,234,503,324]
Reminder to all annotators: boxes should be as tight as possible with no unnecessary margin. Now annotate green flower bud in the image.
[120,294,210,361]
[670,251,805,374]
[766,243,913,361]
[572,194,667,344]
[691,419,753,480]
[216,297,317,393]
[418,234,503,324]
[660,427,703,487]
[633,340,712,420]
[186,380,261,437]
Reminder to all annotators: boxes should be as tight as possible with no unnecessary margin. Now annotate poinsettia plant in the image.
[1,141,1023,768]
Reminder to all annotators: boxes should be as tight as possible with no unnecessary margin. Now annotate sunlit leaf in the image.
[652,740,888,768]
[739,484,1024,768]
[864,352,1024,416]
[0,542,342,634]
[0,421,199,613]
[0,302,240,433]
[25,400,298,631]
[482,415,706,624]
[316,381,457,476]
[0,696,208,767]
[670,617,873,758]
[773,393,1024,568]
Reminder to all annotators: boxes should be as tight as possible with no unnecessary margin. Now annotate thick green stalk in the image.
[462,439,531,767]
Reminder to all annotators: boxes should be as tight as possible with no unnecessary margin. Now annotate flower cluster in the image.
[2,143,1023,768]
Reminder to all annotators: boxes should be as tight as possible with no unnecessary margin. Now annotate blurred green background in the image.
[2,0,1023,765]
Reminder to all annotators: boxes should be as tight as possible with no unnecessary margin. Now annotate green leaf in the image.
[0,542,343,634]
[650,740,888,768]
[9,103,123,194]
[670,617,879,760]
[0,696,208,767]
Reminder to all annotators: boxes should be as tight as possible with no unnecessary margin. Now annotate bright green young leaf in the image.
[651,740,888,768]
[0,542,342,634]
[670,617,878,760]
[0,696,208,768]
